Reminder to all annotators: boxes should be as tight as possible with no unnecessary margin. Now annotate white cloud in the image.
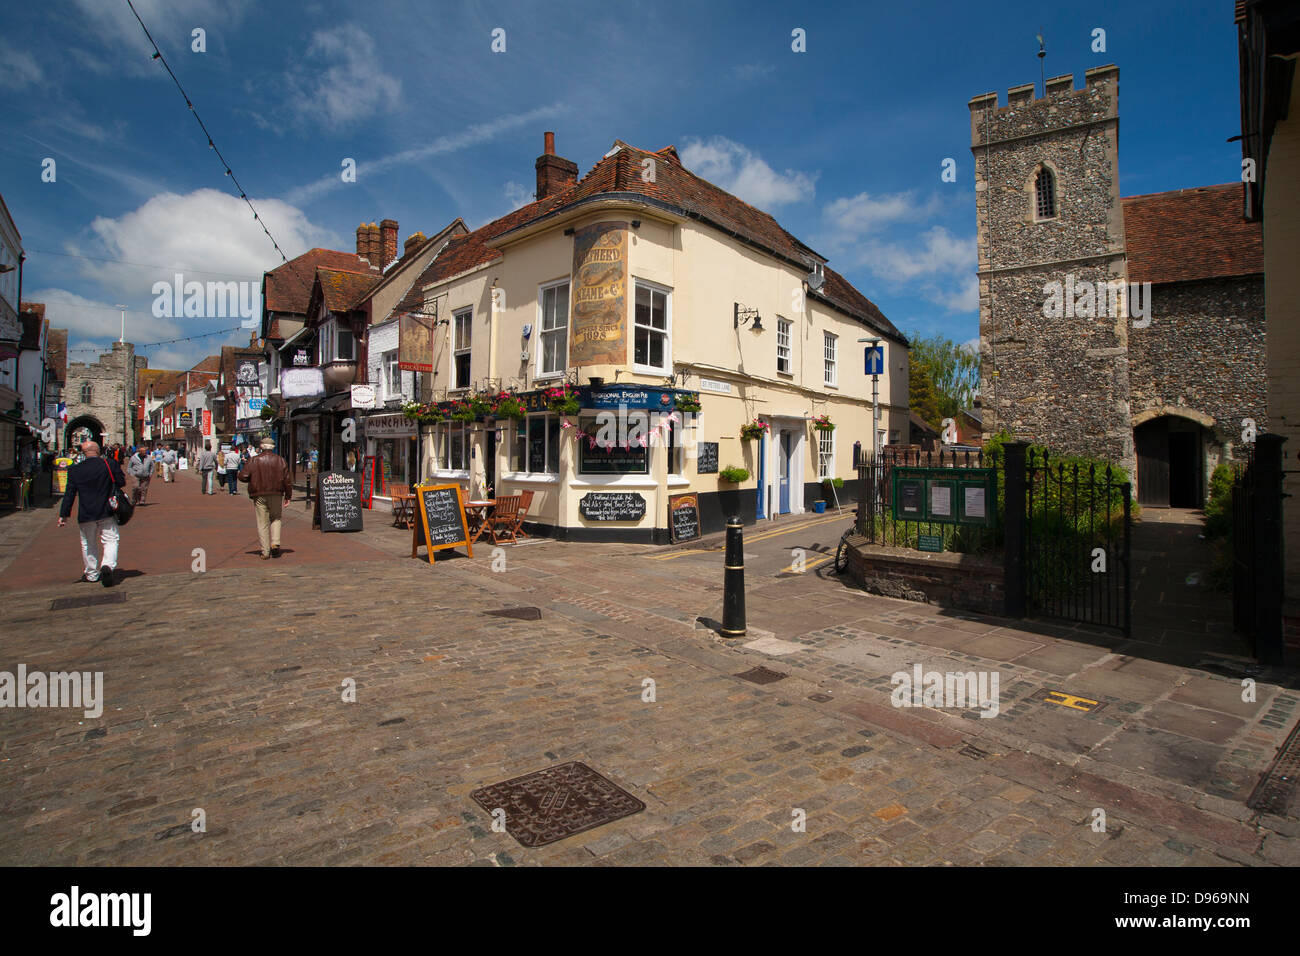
[281,103,567,206]
[503,181,533,211]
[679,136,816,209]
[857,227,975,284]
[31,289,179,350]
[823,191,942,240]
[0,42,43,89]
[284,25,401,130]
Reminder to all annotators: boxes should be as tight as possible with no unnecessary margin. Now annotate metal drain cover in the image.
[736,666,788,685]
[471,761,645,848]
[484,607,542,621]
[50,593,126,611]
[958,743,990,760]
[808,692,833,703]
[1248,720,1300,819]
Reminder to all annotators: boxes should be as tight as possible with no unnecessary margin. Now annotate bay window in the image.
[320,317,355,364]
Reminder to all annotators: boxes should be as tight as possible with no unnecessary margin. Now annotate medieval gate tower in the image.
[970,65,1136,478]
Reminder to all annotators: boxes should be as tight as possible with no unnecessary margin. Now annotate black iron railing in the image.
[856,447,996,554]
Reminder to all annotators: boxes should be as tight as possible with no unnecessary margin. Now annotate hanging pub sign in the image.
[280,367,325,399]
[291,348,312,367]
[235,360,260,385]
[313,470,363,532]
[350,384,376,409]
[569,222,628,366]
[412,483,472,562]
[178,410,194,427]
[890,467,996,527]
[579,492,646,521]
[668,493,701,543]
[399,309,434,372]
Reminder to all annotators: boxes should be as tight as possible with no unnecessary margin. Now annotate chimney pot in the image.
[544,131,555,155]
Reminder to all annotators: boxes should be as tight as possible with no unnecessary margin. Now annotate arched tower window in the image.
[1034,167,1057,219]
[80,383,93,403]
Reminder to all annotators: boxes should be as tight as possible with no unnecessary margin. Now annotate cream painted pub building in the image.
[408,134,908,542]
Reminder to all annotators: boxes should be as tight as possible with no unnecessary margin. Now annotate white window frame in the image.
[823,331,837,387]
[776,317,792,375]
[536,279,570,380]
[384,351,401,401]
[432,421,470,474]
[632,279,672,374]
[818,428,835,480]
[319,317,355,364]
[509,413,562,476]
[452,308,472,391]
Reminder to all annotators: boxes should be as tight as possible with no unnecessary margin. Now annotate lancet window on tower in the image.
[1034,167,1057,219]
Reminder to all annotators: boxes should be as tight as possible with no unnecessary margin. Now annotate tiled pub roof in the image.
[1122,183,1263,285]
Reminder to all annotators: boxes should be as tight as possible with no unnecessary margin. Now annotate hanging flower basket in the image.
[739,420,769,441]
[468,394,494,419]
[258,404,275,420]
[401,402,444,424]
[492,392,526,421]
[674,394,702,414]
[545,384,580,417]
[812,414,835,432]
[448,400,476,423]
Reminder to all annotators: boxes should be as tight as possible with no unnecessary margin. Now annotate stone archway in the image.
[65,415,104,453]
[1133,408,1215,508]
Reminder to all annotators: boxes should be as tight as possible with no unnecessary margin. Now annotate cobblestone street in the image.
[1,472,1297,866]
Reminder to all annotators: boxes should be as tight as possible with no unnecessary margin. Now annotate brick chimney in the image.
[379,219,399,269]
[356,223,369,262]
[366,223,381,267]
[535,131,578,202]
[403,231,427,257]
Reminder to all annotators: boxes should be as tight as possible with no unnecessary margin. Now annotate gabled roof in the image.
[136,368,183,401]
[410,139,902,342]
[1122,183,1264,285]
[18,304,44,351]
[316,268,383,312]
[46,327,67,385]
[263,249,381,315]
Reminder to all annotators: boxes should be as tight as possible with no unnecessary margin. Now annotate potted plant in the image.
[812,414,835,432]
[492,391,526,421]
[674,394,702,414]
[719,465,750,482]
[739,420,769,441]
[545,384,580,417]
[822,477,843,489]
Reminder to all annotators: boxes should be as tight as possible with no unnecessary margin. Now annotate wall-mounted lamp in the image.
[563,227,575,236]
[734,303,763,332]
[630,220,641,229]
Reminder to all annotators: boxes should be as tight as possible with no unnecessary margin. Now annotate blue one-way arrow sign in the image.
[864,345,885,376]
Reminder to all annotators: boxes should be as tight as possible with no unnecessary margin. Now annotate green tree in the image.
[907,332,979,419]
[909,357,942,427]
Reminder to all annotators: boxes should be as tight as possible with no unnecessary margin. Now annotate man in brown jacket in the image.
[238,438,292,559]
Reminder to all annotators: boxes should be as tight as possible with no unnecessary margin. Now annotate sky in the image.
[0,0,1247,373]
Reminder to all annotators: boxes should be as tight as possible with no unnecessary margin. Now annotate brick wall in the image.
[845,538,1004,616]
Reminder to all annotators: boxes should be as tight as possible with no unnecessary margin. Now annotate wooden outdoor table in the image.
[464,500,496,544]
[392,493,417,529]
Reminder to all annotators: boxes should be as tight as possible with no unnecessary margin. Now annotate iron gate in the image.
[1231,435,1285,664]
[1023,450,1131,635]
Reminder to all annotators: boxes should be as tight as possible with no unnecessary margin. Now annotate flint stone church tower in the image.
[970,64,1267,507]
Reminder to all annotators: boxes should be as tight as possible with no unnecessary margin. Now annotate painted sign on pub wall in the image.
[569,221,627,367]
[399,310,434,373]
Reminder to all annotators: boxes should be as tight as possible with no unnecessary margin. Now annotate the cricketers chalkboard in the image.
[696,442,718,474]
[668,493,701,543]
[314,470,363,532]
[412,482,473,563]
[578,491,646,521]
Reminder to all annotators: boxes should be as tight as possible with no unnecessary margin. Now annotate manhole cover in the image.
[50,593,126,611]
[470,761,645,848]
[736,666,787,685]
[808,692,833,703]
[484,607,542,621]
[1248,719,1300,818]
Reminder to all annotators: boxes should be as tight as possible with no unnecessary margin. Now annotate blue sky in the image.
[0,0,1246,371]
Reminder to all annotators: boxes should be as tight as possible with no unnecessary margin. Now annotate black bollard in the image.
[720,516,746,637]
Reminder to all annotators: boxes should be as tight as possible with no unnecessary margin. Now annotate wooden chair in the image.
[391,484,414,529]
[509,489,534,539]
[487,494,523,545]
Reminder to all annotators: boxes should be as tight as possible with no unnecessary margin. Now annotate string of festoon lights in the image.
[66,325,245,354]
[125,0,289,265]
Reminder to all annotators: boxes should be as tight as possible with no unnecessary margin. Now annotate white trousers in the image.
[78,518,120,579]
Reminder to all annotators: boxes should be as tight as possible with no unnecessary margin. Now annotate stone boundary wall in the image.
[845,537,1004,616]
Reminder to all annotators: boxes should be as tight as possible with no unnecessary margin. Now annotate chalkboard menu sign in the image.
[315,470,363,532]
[668,493,701,543]
[696,442,718,474]
[579,491,646,521]
[412,482,472,562]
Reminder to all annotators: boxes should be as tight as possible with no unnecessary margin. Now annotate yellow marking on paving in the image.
[780,555,832,574]
[745,512,848,543]
[646,547,724,561]
[1042,690,1101,712]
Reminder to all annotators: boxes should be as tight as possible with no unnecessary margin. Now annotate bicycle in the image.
[833,509,860,574]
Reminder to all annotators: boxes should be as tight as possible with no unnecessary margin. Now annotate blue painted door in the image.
[756,430,766,519]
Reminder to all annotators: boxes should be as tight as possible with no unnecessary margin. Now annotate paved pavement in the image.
[0,470,1296,865]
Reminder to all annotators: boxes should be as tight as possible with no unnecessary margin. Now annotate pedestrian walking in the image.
[223,445,241,495]
[127,446,153,505]
[238,438,292,559]
[163,446,177,482]
[57,441,126,586]
[198,442,218,495]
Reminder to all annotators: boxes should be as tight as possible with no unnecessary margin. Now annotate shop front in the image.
[362,411,418,509]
